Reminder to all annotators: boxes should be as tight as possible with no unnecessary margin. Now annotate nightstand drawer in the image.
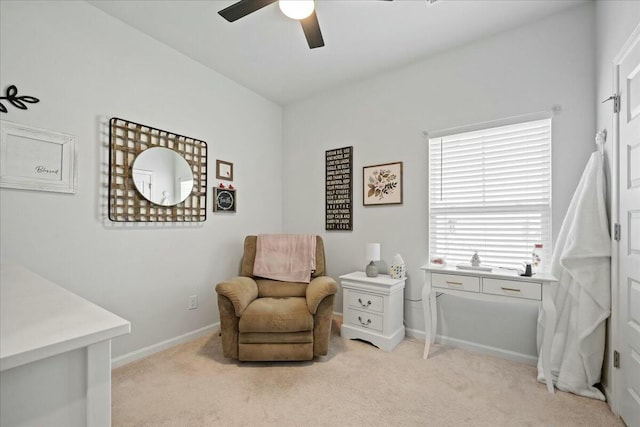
[432,273,480,292]
[347,309,383,332]
[348,291,383,313]
[482,278,541,301]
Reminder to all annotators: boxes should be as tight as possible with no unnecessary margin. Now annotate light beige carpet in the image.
[112,319,623,427]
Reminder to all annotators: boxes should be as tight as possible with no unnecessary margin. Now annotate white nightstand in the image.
[339,272,406,352]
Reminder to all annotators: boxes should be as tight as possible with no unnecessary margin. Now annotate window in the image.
[428,117,551,270]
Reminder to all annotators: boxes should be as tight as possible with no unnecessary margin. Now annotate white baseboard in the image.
[405,328,537,366]
[111,323,219,369]
[405,327,426,340]
[437,335,538,365]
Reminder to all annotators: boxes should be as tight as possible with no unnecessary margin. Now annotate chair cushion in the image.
[256,279,307,298]
[239,297,313,333]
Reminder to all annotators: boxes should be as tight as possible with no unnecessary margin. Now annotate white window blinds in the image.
[428,118,551,270]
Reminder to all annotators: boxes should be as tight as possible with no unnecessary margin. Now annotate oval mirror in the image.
[131,147,194,206]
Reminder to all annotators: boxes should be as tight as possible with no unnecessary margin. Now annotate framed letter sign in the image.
[0,120,77,193]
[325,146,353,230]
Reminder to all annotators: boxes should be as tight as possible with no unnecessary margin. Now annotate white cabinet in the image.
[339,272,405,352]
[1,262,131,427]
[421,264,557,393]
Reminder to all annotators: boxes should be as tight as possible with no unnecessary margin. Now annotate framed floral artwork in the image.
[363,161,403,206]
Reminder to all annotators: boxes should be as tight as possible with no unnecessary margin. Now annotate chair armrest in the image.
[215,276,259,317]
[306,276,338,314]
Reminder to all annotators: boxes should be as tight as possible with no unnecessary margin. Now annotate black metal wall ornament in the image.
[0,85,40,113]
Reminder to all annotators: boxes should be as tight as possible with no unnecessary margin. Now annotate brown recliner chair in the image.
[215,235,338,361]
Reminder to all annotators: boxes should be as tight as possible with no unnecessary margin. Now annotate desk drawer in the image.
[347,309,383,332]
[348,291,383,313]
[482,278,541,301]
[432,273,480,292]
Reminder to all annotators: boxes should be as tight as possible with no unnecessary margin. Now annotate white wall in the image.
[0,0,283,358]
[595,0,640,408]
[282,4,596,360]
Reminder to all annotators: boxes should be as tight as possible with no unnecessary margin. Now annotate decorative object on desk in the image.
[521,263,533,277]
[389,254,406,279]
[216,159,233,181]
[0,85,39,113]
[0,120,77,193]
[532,243,544,274]
[363,161,403,206]
[325,146,353,231]
[213,187,236,212]
[470,251,481,267]
[365,243,380,277]
[430,255,446,267]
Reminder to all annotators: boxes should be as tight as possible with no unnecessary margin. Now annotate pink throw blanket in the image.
[253,234,316,283]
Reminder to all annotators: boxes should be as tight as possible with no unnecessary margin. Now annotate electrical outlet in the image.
[188,295,198,310]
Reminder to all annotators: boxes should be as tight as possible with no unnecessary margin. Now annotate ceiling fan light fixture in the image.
[279,0,315,20]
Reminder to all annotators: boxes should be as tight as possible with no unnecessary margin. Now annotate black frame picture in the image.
[213,187,236,212]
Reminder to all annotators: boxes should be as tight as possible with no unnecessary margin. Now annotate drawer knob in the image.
[358,298,372,307]
[358,316,372,326]
[501,287,521,293]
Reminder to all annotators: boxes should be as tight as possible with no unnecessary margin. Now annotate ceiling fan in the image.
[218,0,392,50]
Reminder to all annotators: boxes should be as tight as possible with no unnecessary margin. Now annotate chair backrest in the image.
[240,235,326,278]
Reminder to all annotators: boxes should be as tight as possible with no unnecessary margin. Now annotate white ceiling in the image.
[87,0,586,105]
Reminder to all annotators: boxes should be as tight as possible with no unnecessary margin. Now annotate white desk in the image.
[1,262,131,426]
[420,264,557,394]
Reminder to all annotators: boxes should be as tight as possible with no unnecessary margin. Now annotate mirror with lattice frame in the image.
[108,117,207,222]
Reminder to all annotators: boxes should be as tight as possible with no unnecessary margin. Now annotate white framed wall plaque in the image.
[0,120,77,193]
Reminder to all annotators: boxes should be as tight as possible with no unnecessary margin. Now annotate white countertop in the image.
[1,262,131,371]
[420,263,557,283]
[339,271,405,285]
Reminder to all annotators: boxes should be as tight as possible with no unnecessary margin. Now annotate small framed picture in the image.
[363,161,403,206]
[216,160,233,181]
[213,187,236,212]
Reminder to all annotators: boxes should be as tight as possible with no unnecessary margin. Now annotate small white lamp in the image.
[365,243,380,277]
[279,0,315,20]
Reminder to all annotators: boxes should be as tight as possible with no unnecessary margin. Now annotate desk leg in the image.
[422,282,435,359]
[541,289,556,394]
[87,340,112,426]
[430,291,437,342]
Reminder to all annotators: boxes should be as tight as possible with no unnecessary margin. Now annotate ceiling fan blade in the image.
[300,10,324,49]
[218,0,278,22]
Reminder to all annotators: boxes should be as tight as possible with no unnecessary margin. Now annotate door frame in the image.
[610,21,640,417]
